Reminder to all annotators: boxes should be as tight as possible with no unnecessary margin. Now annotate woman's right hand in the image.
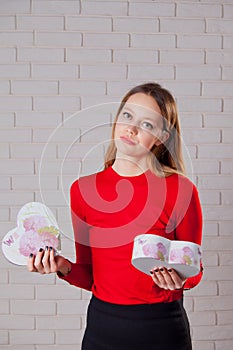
[27,246,71,276]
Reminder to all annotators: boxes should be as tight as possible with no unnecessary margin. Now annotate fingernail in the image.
[29,253,34,258]
[39,248,43,252]
[154,268,159,273]
[49,246,53,251]
[150,270,153,274]
[168,268,172,272]
[45,246,49,251]
[159,268,164,272]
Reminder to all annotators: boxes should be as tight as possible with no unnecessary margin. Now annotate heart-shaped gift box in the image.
[2,202,61,265]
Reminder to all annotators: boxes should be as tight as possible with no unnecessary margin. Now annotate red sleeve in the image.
[57,180,93,291]
[174,179,203,290]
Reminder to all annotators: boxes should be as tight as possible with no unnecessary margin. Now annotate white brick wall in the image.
[0,0,232,349]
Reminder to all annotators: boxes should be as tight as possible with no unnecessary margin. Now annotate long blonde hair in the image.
[104,83,185,177]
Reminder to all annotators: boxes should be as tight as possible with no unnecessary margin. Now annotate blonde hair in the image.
[104,82,185,177]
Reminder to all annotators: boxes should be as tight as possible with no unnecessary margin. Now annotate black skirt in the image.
[82,295,192,350]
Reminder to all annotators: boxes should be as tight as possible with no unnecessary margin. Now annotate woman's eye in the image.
[122,112,132,120]
[142,122,154,130]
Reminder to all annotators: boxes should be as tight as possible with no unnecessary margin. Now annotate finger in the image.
[42,246,51,273]
[167,268,186,289]
[150,267,168,289]
[27,253,37,272]
[49,247,58,273]
[34,248,45,274]
[159,267,176,290]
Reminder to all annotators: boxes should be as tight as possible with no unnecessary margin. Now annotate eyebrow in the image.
[123,106,160,123]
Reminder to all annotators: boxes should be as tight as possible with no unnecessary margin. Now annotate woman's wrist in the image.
[58,260,72,277]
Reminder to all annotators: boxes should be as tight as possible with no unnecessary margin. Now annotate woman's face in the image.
[114,93,168,161]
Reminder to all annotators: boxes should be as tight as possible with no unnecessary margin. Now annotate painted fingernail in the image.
[39,248,43,252]
[29,253,34,258]
[45,246,49,251]
[154,268,159,273]
[150,270,153,274]
[168,268,172,272]
[49,246,53,251]
[159,268,164,272]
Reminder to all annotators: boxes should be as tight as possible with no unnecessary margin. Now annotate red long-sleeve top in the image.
[59,166,203,305]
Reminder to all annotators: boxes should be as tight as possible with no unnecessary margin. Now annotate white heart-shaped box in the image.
[2,202,61,265]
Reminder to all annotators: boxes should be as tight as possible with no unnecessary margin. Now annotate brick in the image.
[207,19,233,34]
[217,311,233,325]
[0,159,34,175]
[199,145,233,159]
[0,48,16,63]
[222,190,233,205]
[36,315,81,329]
[36,346,80,350]
[0,330,8,345]
[176,65,221,80]
[10,330,55,345]
[189,311,216,326]
[0,315,34,330]
[63,107,112,128]
[180,113,202,128]
[203,237,233,251]
[219,222,233,235]
[0,32,33,45]
[18,47,65,63]
[0,284,34,299]
[32,0,80,14]
[0,143,9,158]
[32,127,81,143]
[203,207,232,221]
[223,36,233,49]
[0,63,30,78]
[224,4,233,17]
[0,16,15,30]
[66,16,111,31]
[33,64,77,79]
[12,175,58,190]
[11,300,56,315]
[0,191,34,204]
[222,66,233,80]
[57,143,105,161]
[193,325,233,341]
[186,281,218,297]
[59,80,106,95]
[131,34,176,48]
[0,96,32,111]
[55,329,84,345]
[107,80,147,96]
[80,64,127,80]
[191,160,219,175]
[206,50,233,64]
[84,33,129,48]
[34,190,71,206]
[220,252,233,265]
[222,128,233,143]
[183,129,220,144]
[34,96,81,111]
[0,80,10,94]
[216,341,233,350]
[203,81,233,97]
[178,34,221,49]
[57,299,89,315]
[0,208,9,221]
[0,299,9,313]
[177,3,222,18]
[36,285,81,300]
[35,158,81,175]
[81,1,128,16]
[128,64,174,80]
[0,0,30,14]
[203,114,233,128]
[203,221,218,236]
[114,49,158,64]
[219,281,233,296]
[129,2,175,17]
[161,18,205,33]
[113,17,158,33]
[18,15,64,30]
[178,97,221,113]
[10,269,56,285]
[16,112,62,127]
[199,190,220,205]
[12,81,58,94]
[0,128,32,142]
[195,296,233,311]
[160,49,204,64]
[37,32,82,47]
[224,98,233,112]
[66,48,111,63]
[0,176,10,190]
[202,252,218,267]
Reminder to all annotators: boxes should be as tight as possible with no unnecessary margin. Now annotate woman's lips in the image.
[120,136,137,145]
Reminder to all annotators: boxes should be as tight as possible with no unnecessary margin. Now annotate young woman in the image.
[28,83,203,350]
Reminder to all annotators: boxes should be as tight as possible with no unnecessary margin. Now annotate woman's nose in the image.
[126,124,138,135]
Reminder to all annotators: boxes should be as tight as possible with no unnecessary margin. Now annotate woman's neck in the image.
[112,158,148,176]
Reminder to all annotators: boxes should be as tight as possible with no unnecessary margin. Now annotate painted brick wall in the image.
[0,0,233,349]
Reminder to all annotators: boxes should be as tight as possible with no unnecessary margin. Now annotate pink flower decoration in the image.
[23,215,47,232]
[19,230,43,256]
[142,242,167,261]
[39,231,59,250]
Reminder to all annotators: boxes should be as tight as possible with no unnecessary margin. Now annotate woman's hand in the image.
[27,246,71,276]
[150,266,186,290]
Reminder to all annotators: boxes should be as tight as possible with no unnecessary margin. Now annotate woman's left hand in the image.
[150,267,186,290]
